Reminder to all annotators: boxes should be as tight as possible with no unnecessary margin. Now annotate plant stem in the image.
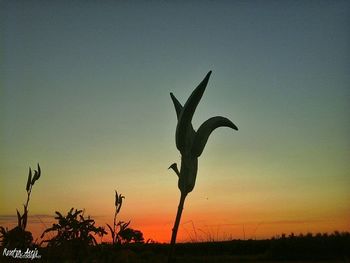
[113,210,117,244]
[168,192,187,263]
[25,186,32,210]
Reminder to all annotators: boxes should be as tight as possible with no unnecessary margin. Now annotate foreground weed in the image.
[0,164,41,248]
[41,208,106,247]
[106,190,144,245]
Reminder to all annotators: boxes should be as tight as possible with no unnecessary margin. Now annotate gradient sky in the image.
[1,1,349,243]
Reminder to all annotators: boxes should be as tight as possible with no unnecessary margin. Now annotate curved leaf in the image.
[115,191,119,207]
[22,209,28,230]
[26,168,32,192]
[168,163,180,177]
[175,71,212,153]
[32,164,41,185]
[170,93,183,120]
[192,116,238,157]
[55,211,63,219]
[69,208,74,214]
[37,163,41,178]
[32,171,38,186]
[106,223,115,237]
[117,197,123,213]
[41,227,55,238]
[123,221,131,229]
[16,209,22,228]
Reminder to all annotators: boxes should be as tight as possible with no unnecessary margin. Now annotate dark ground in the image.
[1,233,349,262]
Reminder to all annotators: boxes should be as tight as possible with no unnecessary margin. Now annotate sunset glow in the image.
[1,1,349,245]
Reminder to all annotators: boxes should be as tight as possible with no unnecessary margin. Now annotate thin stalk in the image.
[113,209,117,244]
[168,192,187,263]
[25,187,32,211]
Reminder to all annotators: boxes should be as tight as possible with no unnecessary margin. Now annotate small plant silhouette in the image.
[106,190,124,245]
[41,208,106,247]
[0,164,41,249]
[118,228,144,244]
[106,190,144,245]
[168,71,238,262]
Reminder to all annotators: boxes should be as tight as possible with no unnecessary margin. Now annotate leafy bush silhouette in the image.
[0,226,33,250]
[40,208,106,260]
[106,190,144,245]
[0,164,41,249]
[41,208,106,247]
[118,228,144,244]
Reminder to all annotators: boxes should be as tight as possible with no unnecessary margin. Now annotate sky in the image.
[0,0,349,243]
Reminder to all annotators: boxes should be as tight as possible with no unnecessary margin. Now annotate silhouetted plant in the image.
[106,190,144,245]
[116,221,130,244]
[118,228,144,244]
[0,164,41,248]
[168,71,238,262]
[41,208,106,247]
[0,226,33,250]
[106,190,124,245]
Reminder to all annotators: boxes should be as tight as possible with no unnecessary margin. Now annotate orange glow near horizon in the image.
[1,212,349,244]
[1,168,349,244]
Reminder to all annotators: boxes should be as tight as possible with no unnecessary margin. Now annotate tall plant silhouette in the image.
[107,190,125,245]
[0,164,41,248]
[168,71,238,262]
